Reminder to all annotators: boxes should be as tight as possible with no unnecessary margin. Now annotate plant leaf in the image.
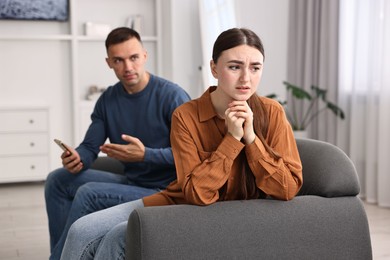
[265,93,287,106]
[283,81,312,100]
[327,102,345,119]
[265,93,277,99]
[311,85,327,101]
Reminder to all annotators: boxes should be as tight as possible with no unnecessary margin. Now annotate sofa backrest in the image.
[296,138,360,197]
[90,138,360,198]
[90,156,125,175]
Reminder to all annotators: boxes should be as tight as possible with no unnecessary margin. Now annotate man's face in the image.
[106,38,148,94]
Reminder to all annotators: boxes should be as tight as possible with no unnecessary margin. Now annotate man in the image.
[45,27,190,260]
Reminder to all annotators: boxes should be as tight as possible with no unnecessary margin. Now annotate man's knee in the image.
[72,182,103,212]
[74,182,99,199]
[45,168,71,196]
[46,167,72,184]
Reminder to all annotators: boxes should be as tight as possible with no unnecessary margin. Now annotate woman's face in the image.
[210,44,264,101]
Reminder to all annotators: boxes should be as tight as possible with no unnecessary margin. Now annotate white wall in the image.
[164,0,289,100]
[161,0,203,99]
[235,0,289,100]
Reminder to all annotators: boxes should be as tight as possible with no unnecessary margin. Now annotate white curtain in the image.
[286,0,340,143]
[338,0,390,207]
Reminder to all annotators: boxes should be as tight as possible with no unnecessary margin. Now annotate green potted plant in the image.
[267,81,345,132]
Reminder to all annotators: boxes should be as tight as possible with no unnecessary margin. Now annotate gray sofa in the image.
[92,138,372,260]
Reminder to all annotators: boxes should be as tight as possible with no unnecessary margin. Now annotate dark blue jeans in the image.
[44,167,159,260]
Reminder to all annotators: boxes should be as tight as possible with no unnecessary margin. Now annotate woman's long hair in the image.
[212,28,281,198]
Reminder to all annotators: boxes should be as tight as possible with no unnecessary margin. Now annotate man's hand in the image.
[100,134,145,162]
[61,147,83,174]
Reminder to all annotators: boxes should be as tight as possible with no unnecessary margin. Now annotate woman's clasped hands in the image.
[225,100,256,144]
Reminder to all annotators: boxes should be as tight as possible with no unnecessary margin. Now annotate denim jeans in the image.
[60,199,144,260]
[45,168,158,260]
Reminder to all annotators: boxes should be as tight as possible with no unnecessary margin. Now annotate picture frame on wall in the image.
[0,0,69,21]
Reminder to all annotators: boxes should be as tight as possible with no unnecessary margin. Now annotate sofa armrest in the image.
[296,138,360,197]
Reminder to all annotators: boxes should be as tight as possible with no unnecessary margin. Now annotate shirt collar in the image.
[198,86,218,122]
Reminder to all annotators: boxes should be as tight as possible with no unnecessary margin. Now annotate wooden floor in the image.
[0,182,389,259]
[0,182,49,259]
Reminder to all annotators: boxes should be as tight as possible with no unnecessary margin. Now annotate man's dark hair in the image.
[105,27,142,51]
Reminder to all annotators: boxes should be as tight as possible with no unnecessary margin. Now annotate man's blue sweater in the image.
[76,74,190,189]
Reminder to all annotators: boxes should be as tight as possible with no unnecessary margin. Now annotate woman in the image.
[60,28,303,260]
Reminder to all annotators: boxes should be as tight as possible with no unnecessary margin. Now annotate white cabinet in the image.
[0,107,50,183]
[0,0,161,182]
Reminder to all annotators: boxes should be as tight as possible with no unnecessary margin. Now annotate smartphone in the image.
[54,139,72,154]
